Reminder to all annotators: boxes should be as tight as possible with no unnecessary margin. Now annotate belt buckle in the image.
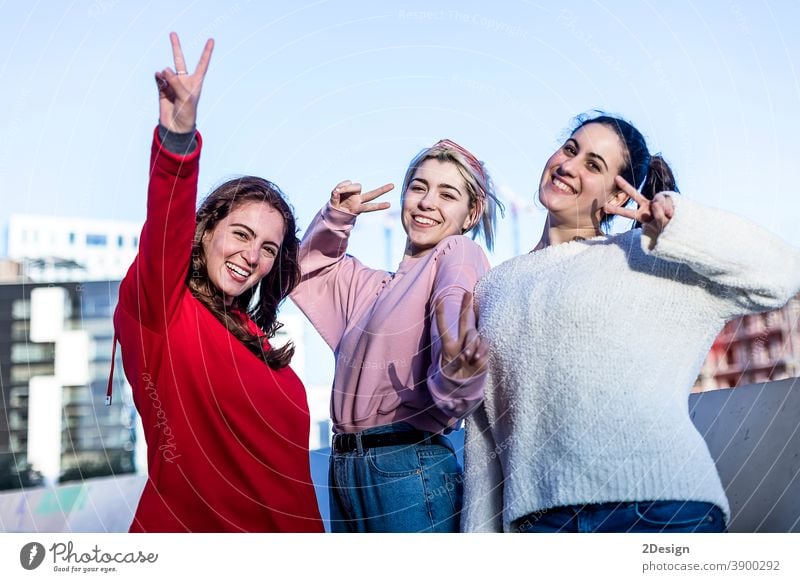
[333,433,356,453]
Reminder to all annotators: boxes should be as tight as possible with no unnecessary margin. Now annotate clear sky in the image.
[1,0,799,383]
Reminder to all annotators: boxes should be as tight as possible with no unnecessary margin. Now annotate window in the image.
[68,232,76,244]
[117,235,124,248]
[12,299,30,320]
[11,343,55,363]
[86,234,107,246]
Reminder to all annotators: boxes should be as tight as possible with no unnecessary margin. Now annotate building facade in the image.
[695,294,800,391]
[6,215,142,281]
[0,280,136,487]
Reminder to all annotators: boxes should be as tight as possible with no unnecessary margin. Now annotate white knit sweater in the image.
[463,196,800,532]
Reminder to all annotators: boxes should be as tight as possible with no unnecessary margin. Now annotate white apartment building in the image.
[6,215,142,281]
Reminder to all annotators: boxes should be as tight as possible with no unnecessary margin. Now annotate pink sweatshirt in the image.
[292,203,489,434]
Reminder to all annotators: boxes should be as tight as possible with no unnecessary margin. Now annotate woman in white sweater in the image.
[462,113,800,532]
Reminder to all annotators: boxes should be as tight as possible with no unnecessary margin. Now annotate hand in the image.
[435,291,488,381]
[606,176,675,240]
[155,32,214,134]
[329,180,393,215]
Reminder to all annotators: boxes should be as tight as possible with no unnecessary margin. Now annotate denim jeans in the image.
[328,423,462,532]
[513,500,726,533]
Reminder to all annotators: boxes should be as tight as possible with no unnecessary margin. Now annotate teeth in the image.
[553,178,575,194]
[226,262,250,277]
[414,216,437,226]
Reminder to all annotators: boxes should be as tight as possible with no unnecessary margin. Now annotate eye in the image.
[234,230,248,240]
[563,144,577,156]
[441,191,457,201]
[587,160,601,172]
[262,245,278,257]
[410,185,425,193]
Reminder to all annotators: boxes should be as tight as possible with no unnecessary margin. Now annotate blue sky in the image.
[1,0,799,383]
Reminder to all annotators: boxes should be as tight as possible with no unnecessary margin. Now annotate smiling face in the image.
[201,200,286,305]
[538,122,628,229]
[401,158,476,258]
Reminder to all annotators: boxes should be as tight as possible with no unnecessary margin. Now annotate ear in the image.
[461,201,482,232]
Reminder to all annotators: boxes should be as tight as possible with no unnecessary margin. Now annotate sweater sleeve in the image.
[426,237,490,419]
[118,126,202,331]
[291,202,387,351]
[462,400,505,532]
[641,195,800,320]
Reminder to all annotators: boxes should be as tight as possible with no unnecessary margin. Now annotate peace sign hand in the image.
[155,32,214,134]
[330,180,393,215]
[435,291,488,381]
[605,176,675,241]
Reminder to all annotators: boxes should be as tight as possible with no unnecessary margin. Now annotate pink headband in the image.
[430,138,487,225]
[431,139,488,191]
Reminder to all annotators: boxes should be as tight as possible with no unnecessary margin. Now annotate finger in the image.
[466,335,489,368]
[336,182,362,195]
[654,192,675,219]
[332,180,352,193]
[361,183,394,203]
[194,38,214,78]
[359,202,391,213]
[457,291,472,342]
[614,175,648,207]
[462,328,483,360]
[160,68,185,98]
[651,199,667,227]
[603,203,637,220]
[169,32,188,75]
[155,71,168,93]
[434,298,452,349]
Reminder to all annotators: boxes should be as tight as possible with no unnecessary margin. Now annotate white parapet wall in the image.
[689,377,800,532]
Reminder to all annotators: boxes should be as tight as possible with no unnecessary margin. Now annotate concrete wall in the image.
[690,378,800,532]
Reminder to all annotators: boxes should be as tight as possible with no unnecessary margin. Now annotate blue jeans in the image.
[328,423,462,532]
[514,501,726,533]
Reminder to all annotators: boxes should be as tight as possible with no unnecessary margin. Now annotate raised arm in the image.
[608,177,800,319]
[425,238,489,418]
[118,33,213,330]
[291,181,392,349]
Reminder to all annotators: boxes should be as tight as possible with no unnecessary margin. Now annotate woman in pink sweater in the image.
[292,141,502,531]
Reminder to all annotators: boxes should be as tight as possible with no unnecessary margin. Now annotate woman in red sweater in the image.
[113,33,323,532]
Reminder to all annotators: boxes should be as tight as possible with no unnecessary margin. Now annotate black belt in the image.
[332,430,449,454]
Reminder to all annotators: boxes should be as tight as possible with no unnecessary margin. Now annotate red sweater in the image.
[114,129,323,532]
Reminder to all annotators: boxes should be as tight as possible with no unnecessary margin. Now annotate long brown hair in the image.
[188,176,300,369]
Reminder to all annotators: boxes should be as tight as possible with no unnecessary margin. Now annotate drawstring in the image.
[106,331,118,405]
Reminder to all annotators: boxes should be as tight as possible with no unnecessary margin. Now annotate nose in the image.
[557,155,578,177]
[242,243,260,266]
[417,191,436,210]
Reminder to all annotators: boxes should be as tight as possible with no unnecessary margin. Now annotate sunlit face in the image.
[538,123,627,227]
[201,201,286,305]
[401,159,476,257]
